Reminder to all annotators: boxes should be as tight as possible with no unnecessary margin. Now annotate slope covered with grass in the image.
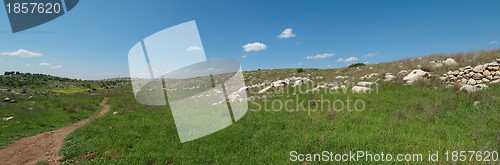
[61,82,500,164]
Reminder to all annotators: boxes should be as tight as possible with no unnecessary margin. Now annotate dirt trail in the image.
[0,98,111,165]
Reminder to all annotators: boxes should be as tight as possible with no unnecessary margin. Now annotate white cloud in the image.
[51,65,63,69]
[488,41,498,44]
[39,62,50,66]
[242,54,247,58]
[0,49,42,57]
[186,45,202,52]
[297,63,302,66]
[242,42,267,52]
[306,53,335,59]
[363,53,376,58]
[277,28,296,39]
[24,64,31,67]
[337,57,359,63]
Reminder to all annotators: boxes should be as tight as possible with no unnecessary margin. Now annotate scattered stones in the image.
[257,77,312,94]
[431,58,457,67]
[360,73,379,81]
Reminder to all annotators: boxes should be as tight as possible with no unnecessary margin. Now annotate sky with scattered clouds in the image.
[1,0,500,79]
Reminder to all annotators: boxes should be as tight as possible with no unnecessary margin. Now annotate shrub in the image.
[296,68,305,73]
[347,63,366,68]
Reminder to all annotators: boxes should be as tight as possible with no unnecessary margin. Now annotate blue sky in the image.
[0,0,499,80]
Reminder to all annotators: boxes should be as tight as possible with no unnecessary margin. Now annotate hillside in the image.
[56,49,499,164]
[0,72,129,95]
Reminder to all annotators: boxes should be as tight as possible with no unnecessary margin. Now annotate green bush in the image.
[347,63,366,68]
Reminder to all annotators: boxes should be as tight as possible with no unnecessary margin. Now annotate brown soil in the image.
[0,98,111,165]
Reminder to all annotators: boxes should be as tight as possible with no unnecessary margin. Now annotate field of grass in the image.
[0,93,102,147]
[52,88,89,94]
[60,83,500,164]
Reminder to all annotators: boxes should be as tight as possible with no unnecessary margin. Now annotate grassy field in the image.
[59,83,500,164]
[0,92,102,147]
[51,88,90,94]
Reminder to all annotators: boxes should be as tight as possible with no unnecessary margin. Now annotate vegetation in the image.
[1,49,499,164]
[59,83,500,164]
[348,62,366,68]
[0,92,102,147]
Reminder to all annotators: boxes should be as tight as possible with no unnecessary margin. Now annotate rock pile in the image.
[441,58,500,92]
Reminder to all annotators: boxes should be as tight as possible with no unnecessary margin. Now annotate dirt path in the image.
[0,98,111,165]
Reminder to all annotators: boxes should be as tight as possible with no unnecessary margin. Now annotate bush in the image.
[296,68,305,73]
[348,63,366,68]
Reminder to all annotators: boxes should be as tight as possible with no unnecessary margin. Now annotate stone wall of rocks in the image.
[441,58,500,92]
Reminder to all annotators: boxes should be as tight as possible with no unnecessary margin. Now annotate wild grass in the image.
[51,88,89,94]
[60,84,500,164]
[0,93,102,147]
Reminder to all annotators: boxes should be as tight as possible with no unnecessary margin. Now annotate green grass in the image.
[0,93,102,147]
[60,84,500,164]
[52,88,89,94]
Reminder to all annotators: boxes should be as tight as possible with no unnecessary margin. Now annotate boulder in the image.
[258,86,272,94]
[351,86,373,93]
[397,70,408,76]
[473,65,484,73]
[402,69,430,84]
[467,79,477,85]
[433,63,444,68]
[384,73,396,82]
[483,70,492,77]
[460,84,488,93]
[357,82,377,87]
[3,97,10,102]
[1,116,14,121]
[442,58,457,66]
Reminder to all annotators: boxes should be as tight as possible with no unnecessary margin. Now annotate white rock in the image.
[357,82,377,87]
[402,69,430,84]
[442,58,457,66]
[467,79,477,85]
[258,86,272,94]
[397,70,408,76]
[351,86,373,93]
[112,112,119,115]
[460,84,488,93]
[384,74,396,82]
[473,65,484,73]
[432,63,443,68]
[2,116,14,121]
